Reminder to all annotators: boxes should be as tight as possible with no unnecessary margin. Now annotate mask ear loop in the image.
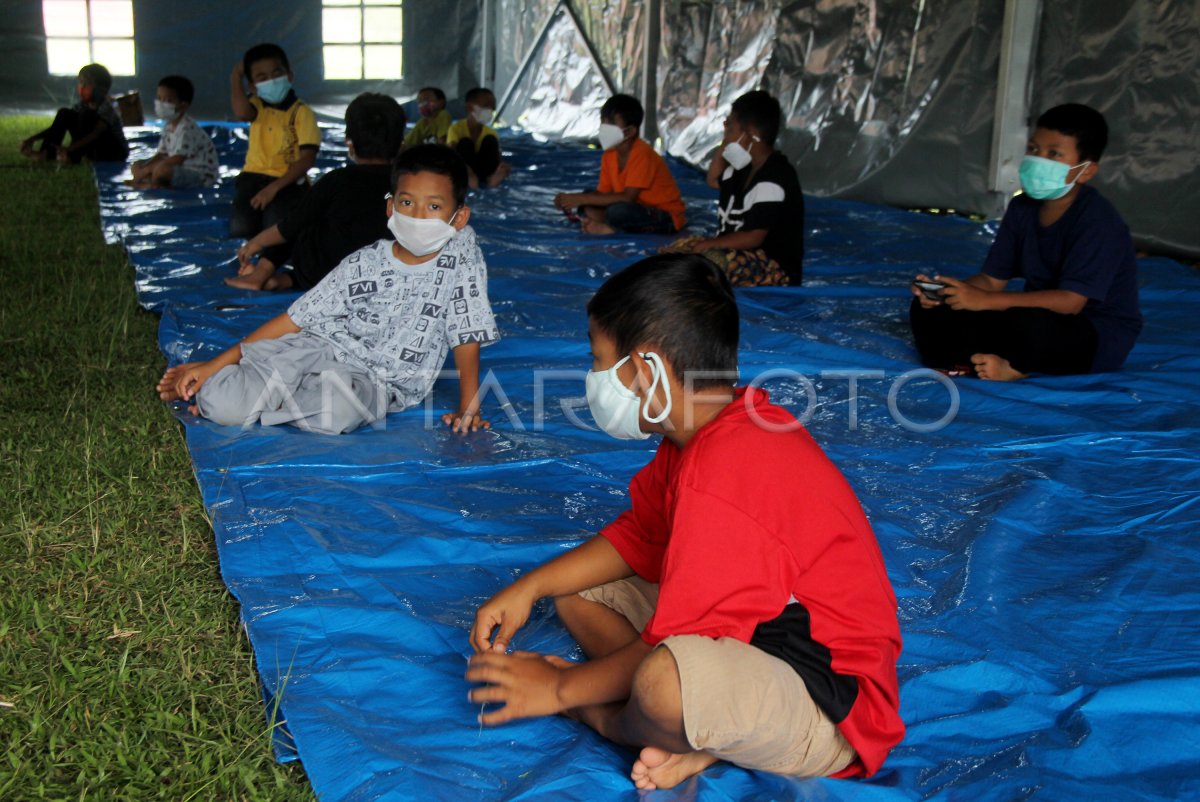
[639,353,673,424]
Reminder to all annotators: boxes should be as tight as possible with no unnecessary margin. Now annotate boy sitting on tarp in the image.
[554,94,686,235]
[909,103,1142,380]
[467,254,904,790]
[227,93,406,292]
[21,63,128,164]
[156,145,499,435]
[661,90,804,287]
[129,75,218,189]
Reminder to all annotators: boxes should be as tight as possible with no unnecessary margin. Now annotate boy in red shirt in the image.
[554,94,686,235]
[467,253,904,790]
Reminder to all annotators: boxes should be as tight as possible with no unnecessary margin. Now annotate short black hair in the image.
[346,93,406,160]
[418,87,446,103]
[157,75,194,105]
[391,144,469,207]
[1036,103,1108,162]
[600,94,644,131]
[588,253,738,389]
[731,90,782,146]
[243,43,290,80]
[78,63,112,97]
[464,87,495,106]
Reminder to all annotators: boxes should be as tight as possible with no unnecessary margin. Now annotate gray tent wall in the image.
[2,1,1195,256]
[0,1,486,120]
[493,0,1199,259]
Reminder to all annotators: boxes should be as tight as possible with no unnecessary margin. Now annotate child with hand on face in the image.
[467,254,903,791]
[447,87,511,189]
[158,145,500,435]
[554,94,686,236]
[129,75,218,189]
[909,103,1142,381]
[660,91,804,286]
[227,43,320,254]
[403,87,452,147]
[21,63,128,164]
[227,93,406,292]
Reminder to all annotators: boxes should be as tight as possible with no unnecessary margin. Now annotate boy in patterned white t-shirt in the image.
[156,145,499,434]
[130,75,219,189]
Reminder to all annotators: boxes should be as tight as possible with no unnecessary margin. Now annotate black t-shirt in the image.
[277,163,393,290]
[717,151,805,283]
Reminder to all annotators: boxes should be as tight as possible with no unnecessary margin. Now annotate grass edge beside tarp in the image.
[0,115,313,800]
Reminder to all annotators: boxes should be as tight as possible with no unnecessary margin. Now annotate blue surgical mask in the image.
[255,76,292,105]
[1019,155,1090,201]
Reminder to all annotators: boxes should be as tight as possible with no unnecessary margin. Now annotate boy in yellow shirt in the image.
[447,87,511,188]
[228,43,321,264]
[403,87,452,147]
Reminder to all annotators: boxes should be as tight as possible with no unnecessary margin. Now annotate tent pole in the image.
[496,0,564,119]
[987,0,1042,203]
[641,0,661,143]
[480,0,493,84]
[560,0,617,96]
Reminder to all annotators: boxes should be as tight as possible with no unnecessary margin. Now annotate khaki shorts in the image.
[579,576,857,777]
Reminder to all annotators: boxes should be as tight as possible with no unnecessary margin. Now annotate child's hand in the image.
[939,276,992,312]
[442,410,490,433]
[236,241,261,274]
[156,361,215,402]
[250,184,279,210]
[230,62,245,82]
[471,582,537,654]
[912,273,943,309]
[553,192,576,210]
[466,651,569,725]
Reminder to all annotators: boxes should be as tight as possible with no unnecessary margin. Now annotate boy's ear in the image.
[386,196,394,217]
[452,206,471,230]
[1076,161,1100,185]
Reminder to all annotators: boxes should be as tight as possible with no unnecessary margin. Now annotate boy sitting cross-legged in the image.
[157,145,500,435]
[467,254,904,789]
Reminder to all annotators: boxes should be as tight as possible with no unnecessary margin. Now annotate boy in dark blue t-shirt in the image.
[909,103,1142,380]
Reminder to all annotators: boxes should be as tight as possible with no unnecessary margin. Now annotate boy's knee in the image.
[194,367,259,427]
[630,645,684,724]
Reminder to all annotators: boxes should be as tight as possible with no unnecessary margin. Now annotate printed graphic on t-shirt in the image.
[286,227,500,409]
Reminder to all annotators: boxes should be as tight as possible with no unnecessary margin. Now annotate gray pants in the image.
[195,333,389,434]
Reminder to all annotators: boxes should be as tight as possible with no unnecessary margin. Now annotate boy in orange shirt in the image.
[554,94,686,235]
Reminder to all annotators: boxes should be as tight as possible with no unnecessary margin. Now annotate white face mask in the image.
[388,208,459,257]
[154,100,177,120]
[471,106,494,125]
[585,353,672,440]
[597,123,627,151]
[722,134,758,170]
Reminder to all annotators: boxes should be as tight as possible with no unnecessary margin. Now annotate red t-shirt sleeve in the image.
[598,444,672,579]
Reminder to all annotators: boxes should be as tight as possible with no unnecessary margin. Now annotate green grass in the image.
[0,116,313,800]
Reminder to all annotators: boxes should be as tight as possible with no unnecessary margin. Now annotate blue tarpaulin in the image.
[97,123,1200,801]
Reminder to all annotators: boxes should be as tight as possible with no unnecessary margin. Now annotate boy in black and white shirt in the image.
[156,145,499,434]
[662,91,804,286]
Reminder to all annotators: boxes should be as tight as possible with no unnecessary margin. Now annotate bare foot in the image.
[630,747,719,791]
[225,260,276,291]
[971,353,1026,381]
[486,161,512,188]
[580,218,616,236]
[262,272,294,291]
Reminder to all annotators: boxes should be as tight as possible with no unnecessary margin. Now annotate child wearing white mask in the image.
[157,145,499,435]
[227,43,320,258]
[467,253,904,791]
[909,103,1142,381]
[660,90,804,286]
[447,87,511,189]
[129,75,218,189]
[554,94,686,235]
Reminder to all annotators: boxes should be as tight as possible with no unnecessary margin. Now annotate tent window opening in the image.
[323,0,403,80]
[43,0,136,77]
